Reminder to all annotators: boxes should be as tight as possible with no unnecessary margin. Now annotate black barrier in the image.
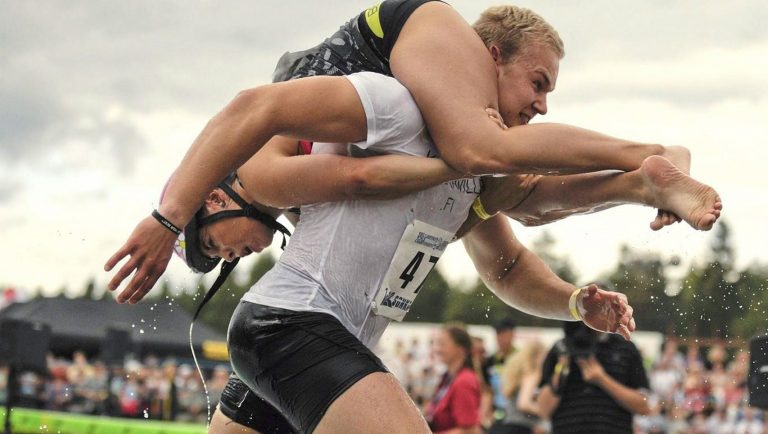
[0,319,51,434]
[0,319,51,373]
[749,335,768,409]
[101,326,132,367]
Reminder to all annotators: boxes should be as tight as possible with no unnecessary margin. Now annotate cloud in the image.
[554,43,768,107]
[0,0,370,177]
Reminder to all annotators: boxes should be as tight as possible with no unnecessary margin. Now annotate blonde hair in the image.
[502,340,546,397]
[473,5,565,62]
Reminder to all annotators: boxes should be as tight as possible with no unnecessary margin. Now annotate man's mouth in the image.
[519,113,531,125]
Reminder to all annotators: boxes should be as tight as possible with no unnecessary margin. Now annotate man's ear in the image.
[489,44,503,64]
[203,188,229,213]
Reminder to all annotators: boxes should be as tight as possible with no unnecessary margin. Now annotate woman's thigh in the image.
[391,2,500,158]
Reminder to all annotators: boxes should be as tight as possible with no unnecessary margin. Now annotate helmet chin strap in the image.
[199,181,290,248]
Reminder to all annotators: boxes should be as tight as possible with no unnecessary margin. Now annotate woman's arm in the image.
[239,136,463,209]
[516,374,541,416]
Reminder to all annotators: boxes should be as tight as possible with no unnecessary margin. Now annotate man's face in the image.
[199,214,274,262]
[496,329,515,354]
[495,43,560,127]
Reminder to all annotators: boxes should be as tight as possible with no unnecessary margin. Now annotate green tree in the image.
[729,264,768,339]
[530,230,578,283]
[677,221,738,338]
[607,244,674,334]
[407,267,451,322]
[82,278,97,299]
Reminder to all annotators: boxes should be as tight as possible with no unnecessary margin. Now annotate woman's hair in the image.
[473,5,565,62]
[502,340,546,397]
[444,324,474,370]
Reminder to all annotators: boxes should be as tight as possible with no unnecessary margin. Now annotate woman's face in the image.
[434,330,463,365]
[198,187,275,261]
[199,216,274,262]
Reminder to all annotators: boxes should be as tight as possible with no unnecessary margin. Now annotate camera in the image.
[562,321,598,359]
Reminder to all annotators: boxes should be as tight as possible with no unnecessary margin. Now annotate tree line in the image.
[61,220,768,340]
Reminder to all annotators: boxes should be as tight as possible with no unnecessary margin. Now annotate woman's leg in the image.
[391,2,689,176]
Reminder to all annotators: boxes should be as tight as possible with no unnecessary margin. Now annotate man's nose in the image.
[533,93,548,115]
[224,249,237,261]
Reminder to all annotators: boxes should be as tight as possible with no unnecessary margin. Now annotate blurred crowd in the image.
[377,325,760,434]
[0,351,229,423]
[0,328,761,433]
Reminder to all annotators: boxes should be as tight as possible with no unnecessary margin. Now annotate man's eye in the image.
[534,81,542,91]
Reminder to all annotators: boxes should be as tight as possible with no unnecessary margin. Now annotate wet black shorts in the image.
[217,373,295,433]
[272,0,440,82]
[226,301,388,434]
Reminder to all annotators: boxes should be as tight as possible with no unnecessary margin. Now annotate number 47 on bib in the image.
[372,220,455,321]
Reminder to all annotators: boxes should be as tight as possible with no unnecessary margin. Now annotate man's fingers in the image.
[108,256,141,292]
[117,268,151,303]
[128,276,155,305]
[620,305,634,327]
[104,244,131,272]
[617,324,631,340]
[123,267,162,304]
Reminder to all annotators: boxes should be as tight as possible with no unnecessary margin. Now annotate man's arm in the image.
[461,215,575,321]
[105,76,373,302]
[536,385,561,420]
[461,215,634,337]
[576,357,650,415]
[535,349,564,419]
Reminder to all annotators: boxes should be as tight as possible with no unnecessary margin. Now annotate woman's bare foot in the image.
[649,209,682,231]
[661,145,691,175]
[641,156,722,231]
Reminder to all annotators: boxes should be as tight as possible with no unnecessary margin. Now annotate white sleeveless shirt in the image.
[243,72,481,347]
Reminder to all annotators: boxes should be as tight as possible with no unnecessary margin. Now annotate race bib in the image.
[371,220,454,321]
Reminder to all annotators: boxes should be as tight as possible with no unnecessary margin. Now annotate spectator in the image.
[538,321,651,434]
[76,361,109,415]
[175,364,207,423]
[154,359,179,421]
[207,364,231,413]
[483,318,517,424]
[493,340,546,434]
[649,356,681,407]
[427,325,483,434]
[682,365,710,414]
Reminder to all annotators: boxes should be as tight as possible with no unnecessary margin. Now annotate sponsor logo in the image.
[381,289,413,312]
[415,232,448,252]
[448,178,482,194]
[440,197,455,212]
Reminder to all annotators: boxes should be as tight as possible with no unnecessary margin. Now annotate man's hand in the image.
[577,284,636,340]
[551,354,570,391]
[576,356,607,385]
[479,174,542,217]
[104,215,177,304]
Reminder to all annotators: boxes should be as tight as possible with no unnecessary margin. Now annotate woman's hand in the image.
[104,215,177,304]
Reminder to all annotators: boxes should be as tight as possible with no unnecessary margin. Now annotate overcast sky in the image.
[1,1,766,299]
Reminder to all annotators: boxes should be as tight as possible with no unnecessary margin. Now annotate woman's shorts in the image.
[272,0,440,82]
[226,301,388,434]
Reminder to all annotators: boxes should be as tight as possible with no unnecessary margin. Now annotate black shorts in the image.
[272,0,440,82]
[227,301,388,434]
[217,374,295,433]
